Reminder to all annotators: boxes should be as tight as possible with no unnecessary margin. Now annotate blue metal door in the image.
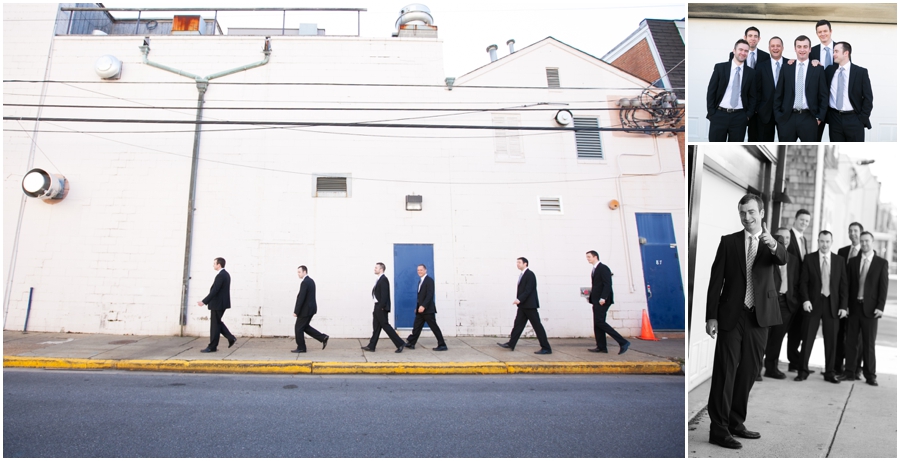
[635,213,685,329]
[393,244,435,329]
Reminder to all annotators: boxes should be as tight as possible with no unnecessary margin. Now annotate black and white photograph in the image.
[686,144,897,457]
[686,3,897,143]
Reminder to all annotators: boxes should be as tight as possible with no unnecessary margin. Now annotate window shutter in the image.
[574,117,603,159]
[493,114,523,160]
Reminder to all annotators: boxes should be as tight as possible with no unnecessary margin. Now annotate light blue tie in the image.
[730,67,741,108]
[794,63,805,110]
[824,47,832,67]
[836,67,845,110]
[775,61,781,82]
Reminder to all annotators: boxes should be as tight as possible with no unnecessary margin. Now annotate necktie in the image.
[794,62,806,110]
[744,235,757,308]
[518,272,523,284]
[850,246,859,259]
[418,277,423,292]
[821,256,830,297]
[858,257,870,298]
[730,67,741,108]
[836,67,845,110]
[749,51,756,68]
[798,234,806,258]
[591,266,595,277]
[779,264,788,294]
[775,60,781,83]
[824,47,832,67]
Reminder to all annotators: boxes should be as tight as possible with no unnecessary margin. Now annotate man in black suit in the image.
[291,265,328,353]
[405,264,448,351]
[197,257,237,353]
[774,35,828,142]
[785,209,811,372]
[797,230,848,383]
[840,232,888,386]
[727,27,768,141]
[362,262,405,353]
[497,257,552,354]
[810,19,836,141]
[706,194,786,449]
[825,42,873,142]
[762,228,800,379]
[585,250,630,354]
[706,39,758,142]
[755,37,785,141]
[834,222,864,376]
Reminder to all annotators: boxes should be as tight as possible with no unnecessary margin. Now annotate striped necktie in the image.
[730,67,741,108]
[744,235,757,308]
[836,67,846,111]
[821,256,830,297]
[794,63,805,110]
[858,257,870,298]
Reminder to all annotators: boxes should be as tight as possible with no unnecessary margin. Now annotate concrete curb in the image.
[4,356,682,375]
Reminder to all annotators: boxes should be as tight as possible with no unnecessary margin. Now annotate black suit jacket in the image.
[588,262,614,306]
[787,228,808,261]
[847,254,889,318]
[773,252,801,313]
[810,43,836,64]
[774,60,828,123]
[417,275,437,314]
[837,245,859,266]
[202,269,231,311]
[706,61,758,120]
[756,56,784,124]
[799,252,848,318]
[706,230,787,331]
[729,49,769,69]
[294,276,317,317]
[516,269,540,309]
[825,63,874,129]
[373,274,391,312]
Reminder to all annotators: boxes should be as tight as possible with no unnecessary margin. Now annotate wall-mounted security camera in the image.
[95,55,122,80]
[22,168,68,201]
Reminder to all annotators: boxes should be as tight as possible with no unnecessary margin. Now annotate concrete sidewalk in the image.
[3,331,684,375]
[688,366,897,458]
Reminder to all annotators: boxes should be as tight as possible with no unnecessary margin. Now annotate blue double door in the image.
[635,213,685,330]
[392,244,434,329]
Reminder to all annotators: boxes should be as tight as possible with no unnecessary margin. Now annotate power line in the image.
[3,103,621,111]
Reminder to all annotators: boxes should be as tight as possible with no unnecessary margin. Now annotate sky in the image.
[100,0,685,78]
[836,145,898,207]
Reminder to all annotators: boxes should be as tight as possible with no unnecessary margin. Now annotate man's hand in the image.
[760,222,776,250]
[293,313,297,317]
[816,119,821,125]
[706,319,718,338]
[838,309,848,319]
[811,59,820,67]
[513,299,520,305]
[875,309,884,318]
[599,299,606,306]
[418,306,425,313]
[196,301,203,307]
[788,59,795,65]
[803,301,813,313]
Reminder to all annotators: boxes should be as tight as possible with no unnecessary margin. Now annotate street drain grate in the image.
[283,385,298,389]
[108,340,138,345]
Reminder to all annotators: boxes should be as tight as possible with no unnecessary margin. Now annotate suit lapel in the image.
[737,232,747,279]
[848,64,858,110]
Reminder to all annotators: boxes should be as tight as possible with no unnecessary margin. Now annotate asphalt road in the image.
[4,370,684,458]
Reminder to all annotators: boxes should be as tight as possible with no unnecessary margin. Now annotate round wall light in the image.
[22,168,68,201]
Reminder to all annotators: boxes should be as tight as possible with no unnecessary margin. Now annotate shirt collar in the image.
[862,250,875,260]
[592,261,599,269]
[744,229,762,240]
[732,60,744,71]
[840,61,851,71]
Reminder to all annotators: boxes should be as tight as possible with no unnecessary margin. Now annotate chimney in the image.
[486,44,498,62]
[507,39,515,54]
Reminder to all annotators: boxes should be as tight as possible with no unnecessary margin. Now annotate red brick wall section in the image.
[611,38,660,84]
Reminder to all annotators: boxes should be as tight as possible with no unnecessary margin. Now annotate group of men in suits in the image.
[706,20,874,142]
[705,198,888,450]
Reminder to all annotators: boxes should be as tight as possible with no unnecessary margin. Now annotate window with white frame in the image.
[492,113,523,161]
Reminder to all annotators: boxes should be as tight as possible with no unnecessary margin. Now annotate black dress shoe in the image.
[764,369,786,379]
[322,335,329,350]
[824,374,840,384]
[291,349,306,353]
[534,349,552,355]
[856,370,863,380]
[588,347,609,353]
[866,378,878,386]
[709,435,742,449]
[228,337,236,348]
[433,345,448,351]
[395,344,404,353]
[497,342,514,351]
[618,341,630,355]
[361,346,374,351]
[793,372,808,381]
[837,373,855,381]
[200,347,216,353]
[730,428,761,439]
[755,373,763,382]
[405,342,415,349]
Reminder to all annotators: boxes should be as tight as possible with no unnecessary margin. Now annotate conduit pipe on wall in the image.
[139,38,271,336]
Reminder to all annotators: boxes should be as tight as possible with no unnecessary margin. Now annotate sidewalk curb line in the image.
[4,356,682,375]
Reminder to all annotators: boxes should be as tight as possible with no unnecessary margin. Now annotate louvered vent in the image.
[539,197,562,213]
[316,176,348,197]
[574,117,603,159]
[546,68,560,88]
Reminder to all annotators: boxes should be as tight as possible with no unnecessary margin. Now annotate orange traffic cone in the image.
[638,309,659,341]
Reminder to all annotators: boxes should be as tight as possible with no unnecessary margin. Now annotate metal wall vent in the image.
[574,117,604,159]
[546,68,560,88]
[539,197,563,213]
[315,176,348,197]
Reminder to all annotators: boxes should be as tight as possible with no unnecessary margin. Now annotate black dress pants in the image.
[295,315,326,350]
[845,300,879,380]
[367,307,404,350]
[508,307,551,351]
[708,109,748,142]
[592,302,627,350]
[406,313,446,347]
[777,110,818,141]
[708,307,767,440]
[799,296,839,376]
[209,309,234,350]
[763,295,793,372]
[827,109,866,142]
[786,308,805,369]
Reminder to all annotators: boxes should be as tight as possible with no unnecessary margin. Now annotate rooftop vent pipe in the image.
[507,39,515,54]
[395,4,433,32]
[487,44,498,62]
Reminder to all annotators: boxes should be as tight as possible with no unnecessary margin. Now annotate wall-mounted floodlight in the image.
[22,168,68,201]
[406,195,423,211]
[95,55,122,80]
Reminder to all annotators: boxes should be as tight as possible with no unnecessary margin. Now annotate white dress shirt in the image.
[718,60,745,109]
[373,274,383,303]
[829,61,853,110]
[769,56,784,84]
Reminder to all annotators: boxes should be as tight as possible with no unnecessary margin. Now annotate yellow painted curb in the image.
[4,356,116,370]
[506,361,682,374]
[116,360,313,374]
[312,361,509,374]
